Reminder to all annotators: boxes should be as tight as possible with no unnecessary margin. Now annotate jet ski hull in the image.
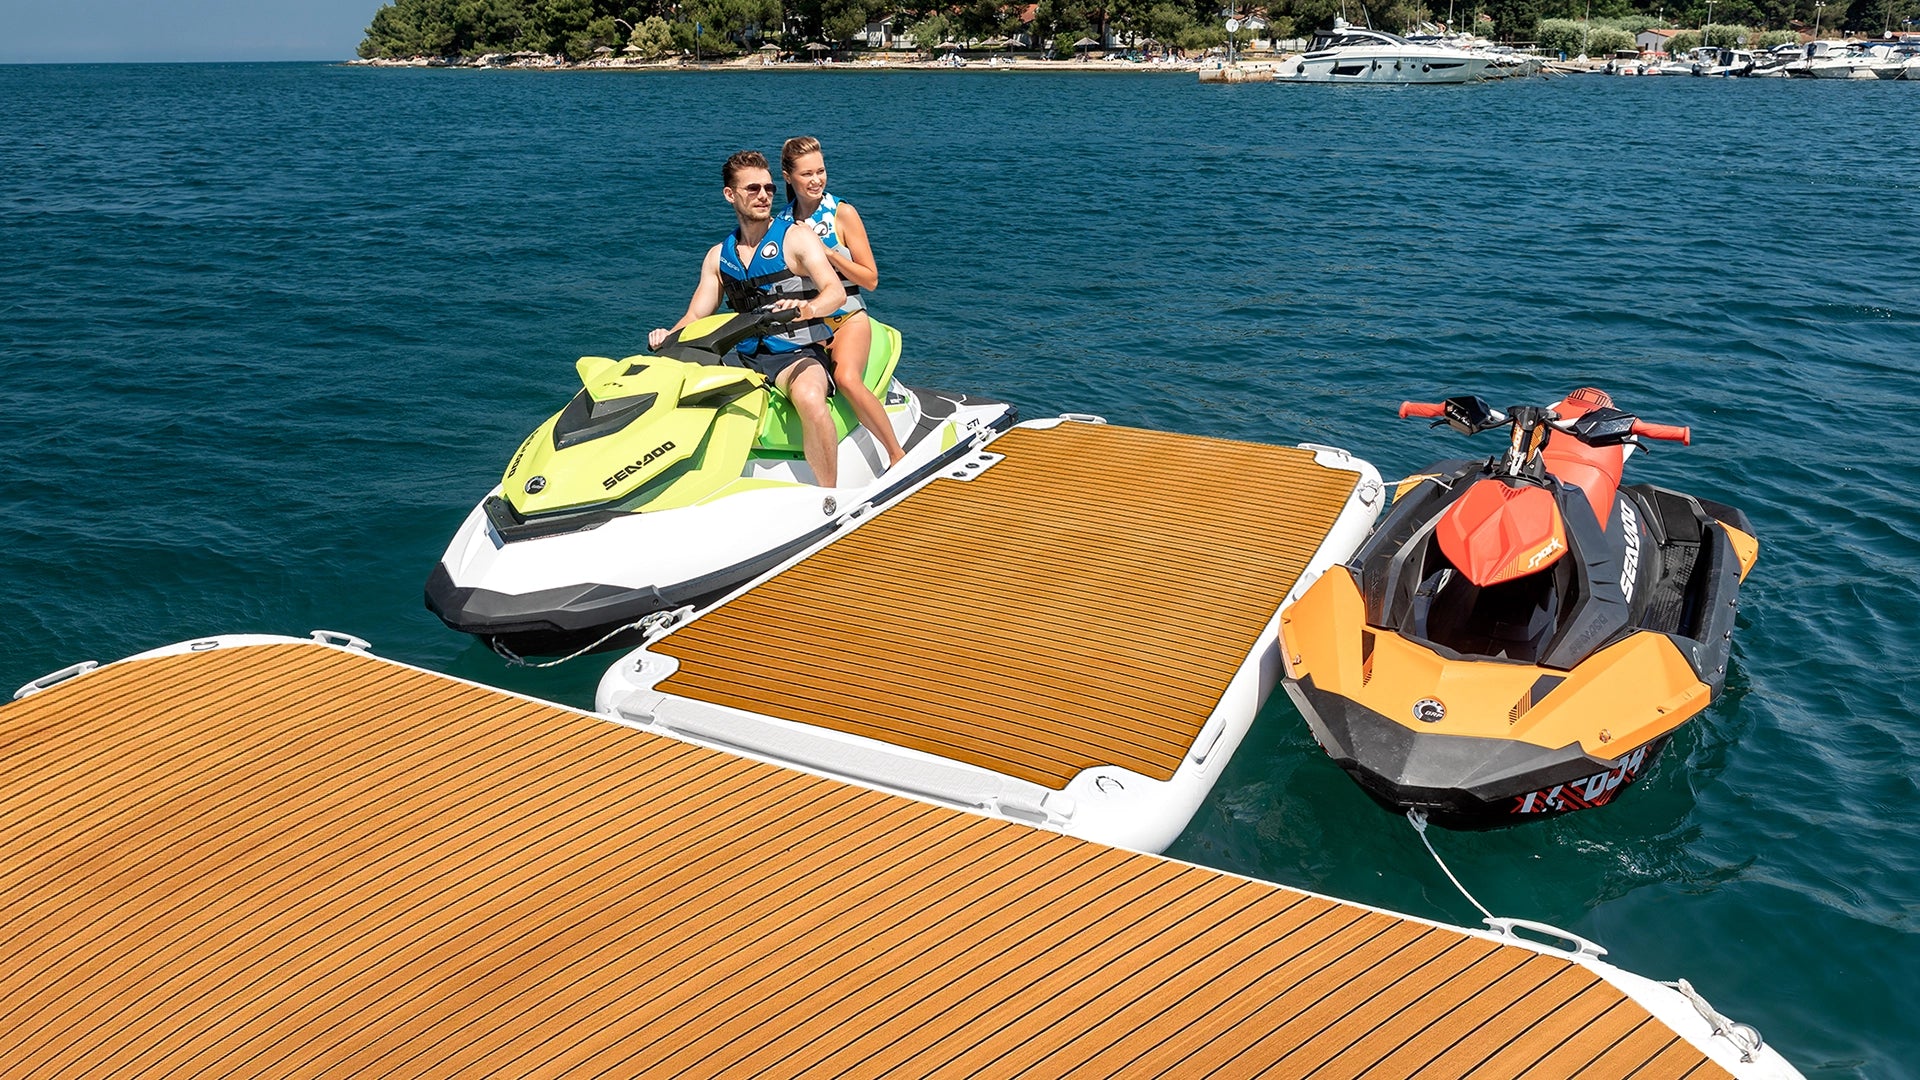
[428,387,1016,657]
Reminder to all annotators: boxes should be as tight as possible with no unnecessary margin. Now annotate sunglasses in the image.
[734,183,778,196]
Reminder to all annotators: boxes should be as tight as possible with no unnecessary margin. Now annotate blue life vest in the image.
[717,216,832,354]
[778,192,866,318]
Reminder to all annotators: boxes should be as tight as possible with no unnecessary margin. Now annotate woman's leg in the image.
[829,313,906,467]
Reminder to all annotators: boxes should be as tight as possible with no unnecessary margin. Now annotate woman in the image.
[777,136,906,468]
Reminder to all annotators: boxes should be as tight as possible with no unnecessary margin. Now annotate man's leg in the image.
[777,359,838,488]
[829,314,906,467]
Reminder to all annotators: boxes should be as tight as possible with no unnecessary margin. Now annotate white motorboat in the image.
[1695,46,1758,75]
[1786,40,1881,78]
[1276,22,1495,84]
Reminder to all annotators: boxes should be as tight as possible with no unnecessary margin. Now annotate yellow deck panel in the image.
[0,642,1727,1079]
[653,422,1366,789]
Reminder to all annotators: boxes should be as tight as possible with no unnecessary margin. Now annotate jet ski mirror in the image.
[1565,406,1638,447]
[1440,395,1503,435]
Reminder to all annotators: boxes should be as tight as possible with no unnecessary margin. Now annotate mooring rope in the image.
[1661,978,1768,1063]
[489,608,679,669]
[1405,808,1496,921]
[1405,808,1768,1065]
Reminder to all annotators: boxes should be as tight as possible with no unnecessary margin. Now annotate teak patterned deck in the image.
[653,422,1364,789]
[0,642,1727,1078]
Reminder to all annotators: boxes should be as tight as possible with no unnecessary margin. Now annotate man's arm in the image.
[649,245,725,349]
[777,227,848,320]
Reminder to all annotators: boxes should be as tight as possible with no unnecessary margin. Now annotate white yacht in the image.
[1784,40,1885,78]
[1276,22,1495,83]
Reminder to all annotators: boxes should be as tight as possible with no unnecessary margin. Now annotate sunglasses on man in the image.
[732,182,778,196]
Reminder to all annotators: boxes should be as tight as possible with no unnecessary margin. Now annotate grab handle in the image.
[13,661,99,701]
[1399,401,1444,419]
[1630,420,1691,445]
[1484,917,1608,959]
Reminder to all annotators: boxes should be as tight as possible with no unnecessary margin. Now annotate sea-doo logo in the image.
[1619,501,1641,601]
[1412,698,1446,723]
[1526,536,1564,571]
[506,432,535,480]
[760,241,779,259]
[524,476,547,495]
[602,441,676,489]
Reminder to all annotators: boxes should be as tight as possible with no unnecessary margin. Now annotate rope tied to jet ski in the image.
[489,608,685,669]
[1405,809,1495,921]
[1404,808,1769,1064]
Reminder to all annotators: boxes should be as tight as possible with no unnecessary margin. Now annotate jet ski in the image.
[426,308,1016,658]
[1280,388,1758,825]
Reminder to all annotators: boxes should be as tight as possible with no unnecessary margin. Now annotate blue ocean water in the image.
[2,62,1916,1075]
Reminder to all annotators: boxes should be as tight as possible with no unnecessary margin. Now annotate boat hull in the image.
[1276,50,1493,83]
[427,387,1017,657]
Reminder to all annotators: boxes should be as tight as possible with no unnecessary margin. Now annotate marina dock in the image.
[2,637,1792,1077]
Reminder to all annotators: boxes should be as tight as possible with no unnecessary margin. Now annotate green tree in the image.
[823,0,872,46]
[906,11,954,48]
[1143,1,1197,42]
[1483,0,1543,39]
[629,14,676,56]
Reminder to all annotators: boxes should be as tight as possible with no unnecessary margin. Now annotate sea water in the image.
[2,62,1916,1076]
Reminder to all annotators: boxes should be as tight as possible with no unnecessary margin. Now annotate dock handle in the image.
[1057,413,1107,425]
[1484,917,1608,960]
[309,630,372,651]
[13,661,99,702]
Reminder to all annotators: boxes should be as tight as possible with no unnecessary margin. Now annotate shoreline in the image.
[345,53,1250,74]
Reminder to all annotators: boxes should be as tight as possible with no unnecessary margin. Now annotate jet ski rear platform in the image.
[596,417,1386,852]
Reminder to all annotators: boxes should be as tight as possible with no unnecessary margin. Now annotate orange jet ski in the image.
[1280,389,1759,825]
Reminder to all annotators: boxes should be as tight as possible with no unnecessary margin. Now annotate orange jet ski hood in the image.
[1435,478,1568,587]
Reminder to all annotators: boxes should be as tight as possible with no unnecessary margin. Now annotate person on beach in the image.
[649,150,847,488]
[777,136,907,469]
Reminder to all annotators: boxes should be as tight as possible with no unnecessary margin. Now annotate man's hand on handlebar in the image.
[648,327,670,350]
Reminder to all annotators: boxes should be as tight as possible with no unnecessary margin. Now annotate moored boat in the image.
[1275,21,1495,83]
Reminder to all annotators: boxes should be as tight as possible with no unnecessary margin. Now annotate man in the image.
[650,150,848,488]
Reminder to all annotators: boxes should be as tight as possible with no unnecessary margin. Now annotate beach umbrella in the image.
[759,42,780,51]
[621,43,642,53]
[805,41,830,50]
[935,40,962,50]
[592,45,613,54]
[1073,36,1099,47]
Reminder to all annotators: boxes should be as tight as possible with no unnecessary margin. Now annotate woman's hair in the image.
[722,149,768,186]
[780,136,823,175]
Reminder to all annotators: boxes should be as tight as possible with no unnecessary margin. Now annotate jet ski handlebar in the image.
[1400,398,1691,447]
[1629,420,1691,445]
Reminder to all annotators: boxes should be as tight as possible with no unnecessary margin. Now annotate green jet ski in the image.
[426,307,1017,658]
